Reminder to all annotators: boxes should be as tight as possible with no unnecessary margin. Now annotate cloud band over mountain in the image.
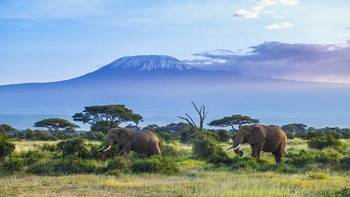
[189,41,350,84]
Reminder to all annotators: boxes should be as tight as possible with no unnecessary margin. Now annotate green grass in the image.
[0,139,349,196]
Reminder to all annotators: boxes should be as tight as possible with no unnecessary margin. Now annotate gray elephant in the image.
[227,124,287,163]
[98,128,161,157]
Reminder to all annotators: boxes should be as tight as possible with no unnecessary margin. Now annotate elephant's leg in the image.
[273,144,285,163]
[272,151,282,163]
[251,142,264,160]
[122,141,132,155]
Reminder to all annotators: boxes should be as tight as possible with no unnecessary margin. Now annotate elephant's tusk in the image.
[97,147,105,152]
[232,144,241,151]
[226,145,234,151]
[103,145,112,152]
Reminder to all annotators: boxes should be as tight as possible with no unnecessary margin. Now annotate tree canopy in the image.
[208,115,259,132]
[34,118,79,136]
[281,123,307,132]
[72,105,143,134]
[0,124,16,134]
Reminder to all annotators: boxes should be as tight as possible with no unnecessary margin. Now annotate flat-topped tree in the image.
[0,124,16,134]
[73,105,143,134]
[208,115,259,132]
[34,118,79,136]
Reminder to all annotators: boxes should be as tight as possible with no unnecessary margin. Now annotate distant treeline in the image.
[4,122,350,143]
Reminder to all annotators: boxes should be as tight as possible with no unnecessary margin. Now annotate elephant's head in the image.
[97,128,132,152]
[231,125,266,156]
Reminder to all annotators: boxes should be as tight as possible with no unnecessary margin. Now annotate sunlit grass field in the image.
[1,139,350,197]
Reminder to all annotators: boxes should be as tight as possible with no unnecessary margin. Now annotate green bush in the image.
[40,143,57,152]
[57,138,89,159]
[308,134,342,151]
[107,157,127,171]
[0,133,15,163]
[333,187,350,197]
[335,155,350,170]
[217,130,230,143]
[1,154,24,173]
[285,149,341,167]
[102,144,120,160]
[131,156,179,175]
[20,150,45,165]
[161,144,179,157]
[192,138,230,165]
[231,156,260,170]
[34,131,58,141]
[157,131,175,143]
[27,161,54,175]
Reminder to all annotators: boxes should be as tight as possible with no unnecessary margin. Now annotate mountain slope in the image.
[1,55,350,129]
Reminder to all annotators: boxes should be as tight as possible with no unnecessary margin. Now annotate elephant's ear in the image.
[247,125,266,144]
[117,129,131,145]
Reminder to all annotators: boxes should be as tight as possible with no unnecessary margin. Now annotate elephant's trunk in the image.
[232,132,244,156]
[98,138,113,152]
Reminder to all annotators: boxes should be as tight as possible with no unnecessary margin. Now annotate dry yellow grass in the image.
[1,172,349,197]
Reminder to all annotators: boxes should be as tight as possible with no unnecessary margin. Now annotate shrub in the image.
[20,149,45,165]
[131,156,179,175]
[54,156,98,174]
[285,149,341,167]
[157,131,175,143]
[27,161,54,175]
[192,138,228,159]
[161,144,179,157]
[40,143,57,152]
[334,155,350,170]
[34,131,58,141]
[217,130,230,142]
[1,154,24,173]
[308,134,342,151]
[0,133,15,163]
[107,157,127,171]
[57,138,89,159]
[333,187,350,197]
[231,156,260,171]
[285,132,295,139]
[192,138,230,165]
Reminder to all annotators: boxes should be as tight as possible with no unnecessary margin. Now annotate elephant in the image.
[227,124,287,163]
[98,128,161,157]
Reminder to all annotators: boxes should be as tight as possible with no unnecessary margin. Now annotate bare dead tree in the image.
[178,101,207,133]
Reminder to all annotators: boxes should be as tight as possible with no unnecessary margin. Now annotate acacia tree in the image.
[72,105,143,134]
[0,124,16,134]
[208,115,259,132]
[34,118,79,136]
[281,123,307,132]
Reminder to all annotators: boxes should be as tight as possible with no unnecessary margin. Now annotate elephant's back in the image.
[263,125,287,152]
[132,130,160,153]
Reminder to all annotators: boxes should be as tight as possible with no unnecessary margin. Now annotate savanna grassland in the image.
[1,138,350,197]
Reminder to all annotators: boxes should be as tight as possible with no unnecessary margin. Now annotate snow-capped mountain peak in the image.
[105,55,193,71]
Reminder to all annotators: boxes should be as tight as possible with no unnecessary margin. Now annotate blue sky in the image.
[1,0,350,85]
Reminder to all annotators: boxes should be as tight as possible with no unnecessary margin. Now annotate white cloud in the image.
[265,21,294,29]
[274,15,283,19]
[234,0,299,20]
[233,9,259,18]
[337,33,350,38]
[253,0,276,11]
[277,0,300,5]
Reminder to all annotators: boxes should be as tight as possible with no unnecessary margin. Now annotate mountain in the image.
[1,55,350,129]
[105,55,193,71]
